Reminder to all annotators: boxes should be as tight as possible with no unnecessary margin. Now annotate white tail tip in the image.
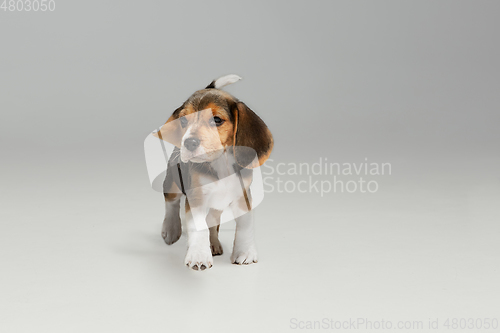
[208,74,242,89]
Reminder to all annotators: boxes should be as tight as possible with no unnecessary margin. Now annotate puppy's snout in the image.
[184,137,200,151]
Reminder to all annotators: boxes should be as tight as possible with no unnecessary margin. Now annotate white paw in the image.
[184,248,213,271]
[231,246,258,265]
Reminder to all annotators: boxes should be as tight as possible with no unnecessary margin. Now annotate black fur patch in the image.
[205,80,216,89]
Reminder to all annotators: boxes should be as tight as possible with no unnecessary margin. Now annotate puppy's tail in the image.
[206,74,242,89]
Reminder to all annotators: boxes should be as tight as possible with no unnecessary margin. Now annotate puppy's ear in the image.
[153,106,183,147]
[232,102,273,168]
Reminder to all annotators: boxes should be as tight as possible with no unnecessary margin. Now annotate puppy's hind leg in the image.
[207,209,223,256]
[162,192,183,245]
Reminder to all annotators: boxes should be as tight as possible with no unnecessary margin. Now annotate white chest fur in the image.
[186,153,253,230]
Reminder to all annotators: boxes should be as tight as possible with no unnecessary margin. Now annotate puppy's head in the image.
[157,75,273,167]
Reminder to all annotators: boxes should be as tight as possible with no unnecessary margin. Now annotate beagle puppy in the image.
[157,74,273,270]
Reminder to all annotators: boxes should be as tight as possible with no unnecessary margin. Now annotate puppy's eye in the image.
[180,117,188,128]
[210,116,224,127]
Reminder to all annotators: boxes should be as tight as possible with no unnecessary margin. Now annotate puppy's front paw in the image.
[185,248,213,271]
[162,216,182,245]
[231,246,258,265]
[162,227,181,245]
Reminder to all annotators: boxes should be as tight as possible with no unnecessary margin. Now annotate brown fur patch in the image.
[164,192,182,202]
[232,102,273,168]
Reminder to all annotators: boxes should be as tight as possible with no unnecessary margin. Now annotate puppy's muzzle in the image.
[184,137,200,152]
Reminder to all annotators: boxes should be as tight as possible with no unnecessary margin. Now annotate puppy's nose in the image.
[184,137,200,151]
